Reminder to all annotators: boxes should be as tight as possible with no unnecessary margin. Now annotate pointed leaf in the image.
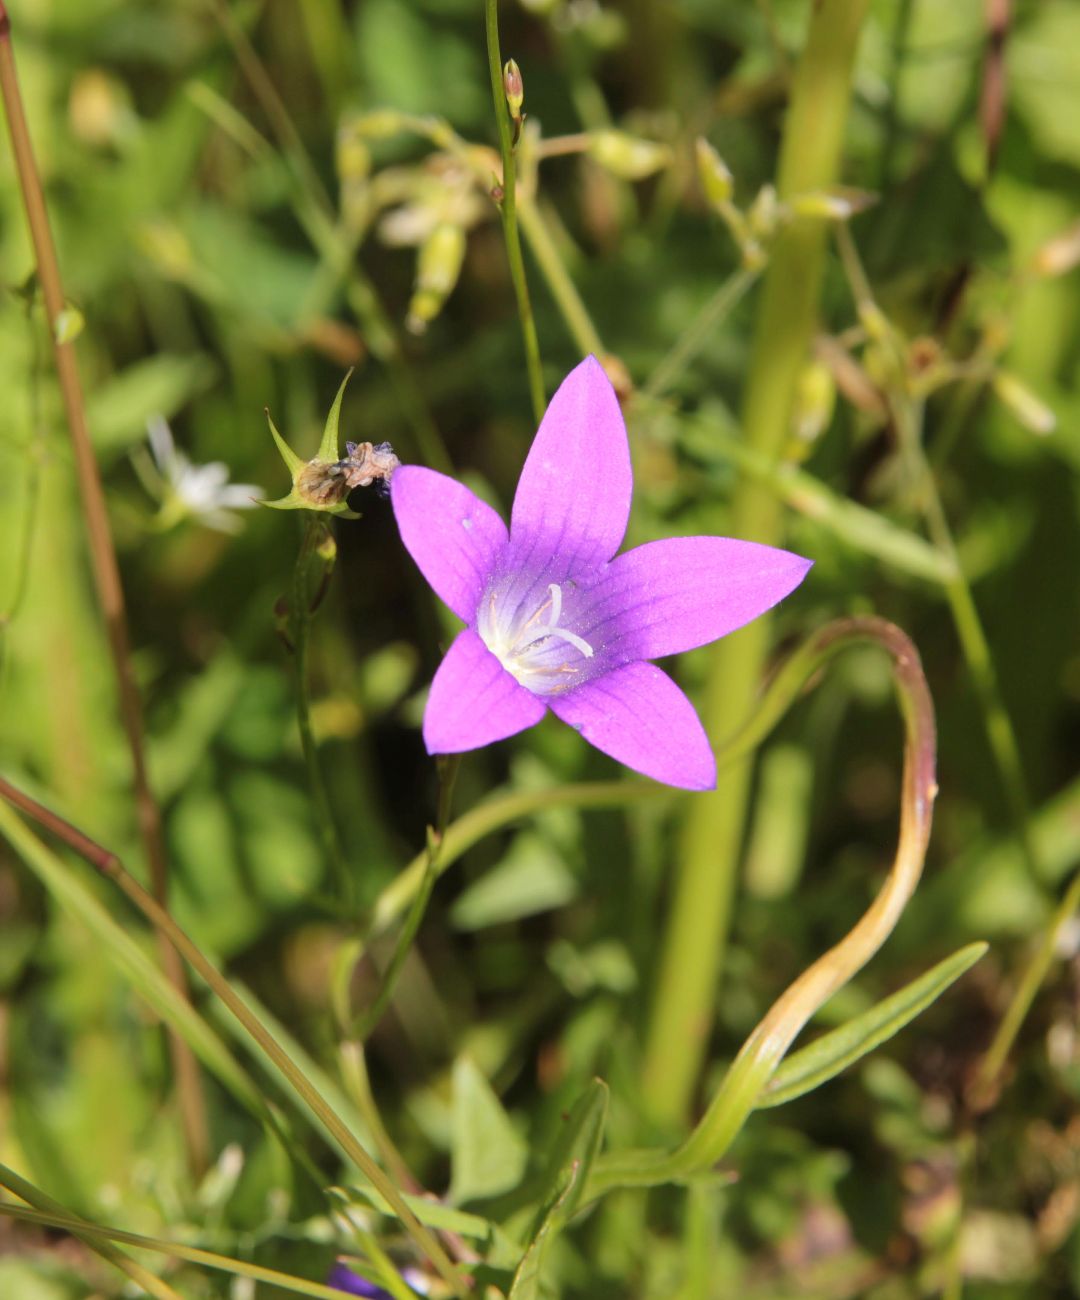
[534,1078,608,1228]
[508,1166,579,1300]
[266,408,304,477]
[506,1079,609,1299]
[449,1056,529,1204]
[318,368,354,462]
[756,943,988,1109]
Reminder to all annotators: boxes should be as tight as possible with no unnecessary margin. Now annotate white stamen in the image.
[477,577,596,693]
[547,582,562,626]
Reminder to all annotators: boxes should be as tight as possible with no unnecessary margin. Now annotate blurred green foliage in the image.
[1,1,1079,1297]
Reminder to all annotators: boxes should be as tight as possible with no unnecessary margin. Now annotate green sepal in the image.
[318,368,354,462]
[265,373,361,516]
[261,493,360,519]
[266,408,304,478]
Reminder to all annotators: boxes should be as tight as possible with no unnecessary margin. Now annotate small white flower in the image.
[145,416,262,533]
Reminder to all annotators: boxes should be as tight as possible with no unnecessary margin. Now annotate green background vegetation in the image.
[1,0,1079,1296]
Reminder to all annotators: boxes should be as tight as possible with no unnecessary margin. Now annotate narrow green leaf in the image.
[318,368,354,462]
[335,1186,495,1239]
[507,1079,609,1300]
[508,1166,578,1300]
[533,1078,608,1228]
[449,1056,529,1204]
[0,1199,349,1299]
[757,942,988,1109]
[0,802,265,1118]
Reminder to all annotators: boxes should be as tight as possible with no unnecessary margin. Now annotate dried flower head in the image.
[265,371,399,515]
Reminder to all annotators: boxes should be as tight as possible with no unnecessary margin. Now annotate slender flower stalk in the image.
[834,224,1039,879]
[642,0,870,1124]
[0,0,209,1175]
[970,868,1080,1108]
[485,0,546,423]
[643,264,762,399]
[291,518,354,906]
[517,195,606,358]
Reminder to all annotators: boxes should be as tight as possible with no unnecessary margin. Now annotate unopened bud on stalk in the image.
[335,123,372,184]
[992,371,1056,435]
[790,186,877,222]
[695,137,733,207]
[791,360,836,451]
[503,58,524,121]
[1030,221,1080,279]
[406,223,467,334]
[857,300,892,345]
[747,183,780,242]
[587,129,672,181]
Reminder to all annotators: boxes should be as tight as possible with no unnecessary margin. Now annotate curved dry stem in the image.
[586,615,937,1195]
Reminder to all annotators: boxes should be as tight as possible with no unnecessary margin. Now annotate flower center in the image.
[477,579,595,695]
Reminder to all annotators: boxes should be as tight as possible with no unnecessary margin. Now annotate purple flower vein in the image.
[391,356,812,791]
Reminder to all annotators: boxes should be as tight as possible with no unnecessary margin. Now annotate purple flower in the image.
[391,357,811,790]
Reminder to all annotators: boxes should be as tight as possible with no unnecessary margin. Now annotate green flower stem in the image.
[340,1042,420,1194]
[970,868,1080,1107]
[835,226,1037,877]
[291,519,353,907]
[643,265,761,399]
[586,616,937,1198]
[0,781,466,1298]
[517,194,606,358]
[486,0,546,423]
[0,1166,184,1300]
[355,755,461,1039]
[896,396,1038,874]
[0,1195,350,1300]
[641,0,870,1126]
[0,0,209,1178]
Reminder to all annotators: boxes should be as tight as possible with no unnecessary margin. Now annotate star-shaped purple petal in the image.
[391,357,811,791]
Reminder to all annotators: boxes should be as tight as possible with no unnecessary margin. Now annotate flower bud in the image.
[406,223,467,334]
[54,304,85,345]
[503,59,524,120]
[587,129,672,181]
[790,186,877,223]
[791,360,836,449]
[747,183,780,242]
[335,122,372,184]
[695,137,733,208]
[352,108,408,139]
[1030,221,1080,279]
[857,300,892,345]
[992,371,1056,435]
